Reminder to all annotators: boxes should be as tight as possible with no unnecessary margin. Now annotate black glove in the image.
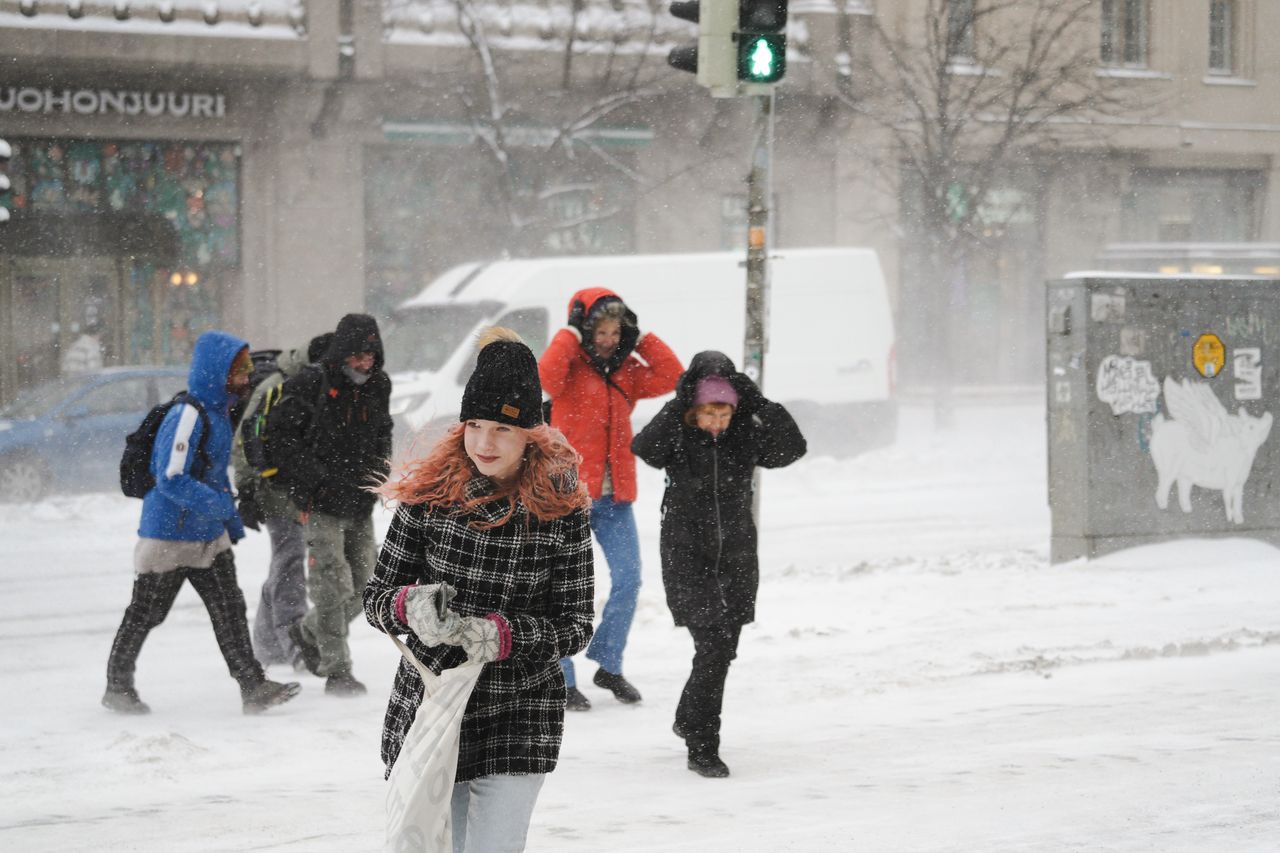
[732,372,764,409]
[237,495,263,531]
[567,299,587,333]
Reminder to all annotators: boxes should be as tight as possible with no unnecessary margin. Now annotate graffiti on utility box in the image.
[1233,348,1262,401]
[1096,355,1159,415]
[1151,377,1273,525]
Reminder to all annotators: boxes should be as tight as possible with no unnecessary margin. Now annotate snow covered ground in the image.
[3,399,1279,852]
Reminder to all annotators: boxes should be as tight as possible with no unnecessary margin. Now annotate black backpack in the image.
[120,393,212,498]
[240,365,331,479]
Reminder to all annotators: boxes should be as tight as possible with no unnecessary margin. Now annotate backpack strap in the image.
[175,393,213,480]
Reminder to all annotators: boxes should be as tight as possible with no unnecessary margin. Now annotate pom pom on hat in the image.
[459,328,544,429]
[694,375,739,409]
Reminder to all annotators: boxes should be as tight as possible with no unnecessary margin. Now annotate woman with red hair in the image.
[365,328,593,852]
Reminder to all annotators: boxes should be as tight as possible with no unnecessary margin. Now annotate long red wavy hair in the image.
[378,421,589,528]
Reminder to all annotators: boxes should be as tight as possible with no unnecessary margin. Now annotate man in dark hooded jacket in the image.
[265,314,393,695]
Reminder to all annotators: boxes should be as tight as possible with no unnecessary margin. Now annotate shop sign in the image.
[0,86,226,119]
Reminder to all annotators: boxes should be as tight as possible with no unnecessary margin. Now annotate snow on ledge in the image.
[1062,270,1280,281]
[0,0,304,39]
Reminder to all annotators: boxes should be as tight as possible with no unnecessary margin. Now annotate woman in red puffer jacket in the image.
[538,287,683,710]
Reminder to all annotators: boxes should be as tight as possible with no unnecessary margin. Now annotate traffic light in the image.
[667,0,738,97]
[736,0,787,86]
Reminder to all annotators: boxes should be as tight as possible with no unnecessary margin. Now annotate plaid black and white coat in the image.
[364,477,594,782]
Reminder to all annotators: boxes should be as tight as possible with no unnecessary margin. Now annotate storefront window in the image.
[363,140,636,320]
[2,138,240,394]
[8,139,240,267]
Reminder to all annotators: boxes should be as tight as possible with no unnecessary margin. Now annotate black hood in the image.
[675,350,762,415]
[326,314,384,371]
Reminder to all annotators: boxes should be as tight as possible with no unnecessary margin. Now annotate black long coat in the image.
[632,351,807,627]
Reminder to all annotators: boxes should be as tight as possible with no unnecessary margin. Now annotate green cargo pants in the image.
[299,510,376,677]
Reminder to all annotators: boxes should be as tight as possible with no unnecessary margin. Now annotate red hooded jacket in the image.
[538,287,683,502]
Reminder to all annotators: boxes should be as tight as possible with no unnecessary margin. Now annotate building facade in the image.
[1,0,1277,403]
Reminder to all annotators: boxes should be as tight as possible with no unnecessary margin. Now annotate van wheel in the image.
[0,455,48,503]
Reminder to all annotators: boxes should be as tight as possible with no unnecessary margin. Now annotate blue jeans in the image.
[560,497,642,687]
[451,773,546,853]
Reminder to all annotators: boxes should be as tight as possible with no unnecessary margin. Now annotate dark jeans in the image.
[675,622,743,752]
[106,550,264,693]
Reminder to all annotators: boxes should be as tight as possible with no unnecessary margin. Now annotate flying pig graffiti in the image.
[1151,377,1273,524]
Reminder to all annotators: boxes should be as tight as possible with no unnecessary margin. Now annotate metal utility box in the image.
[1047,273,1280,562]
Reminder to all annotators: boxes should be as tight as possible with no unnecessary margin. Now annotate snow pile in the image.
[3,400,1279,851]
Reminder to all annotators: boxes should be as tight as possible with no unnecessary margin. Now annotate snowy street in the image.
[3,399,1279,852]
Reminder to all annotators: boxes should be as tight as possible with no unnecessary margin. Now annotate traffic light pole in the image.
[742,90,774,389]
[743,90,774,525]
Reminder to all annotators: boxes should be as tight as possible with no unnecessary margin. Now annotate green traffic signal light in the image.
[737,33,785,83]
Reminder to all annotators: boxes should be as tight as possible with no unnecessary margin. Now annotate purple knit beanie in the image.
[694,375,739,408]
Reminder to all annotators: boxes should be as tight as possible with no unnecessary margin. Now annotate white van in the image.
[383,249,897,456]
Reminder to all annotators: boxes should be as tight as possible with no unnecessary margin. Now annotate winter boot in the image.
[288,621,321,676]
[593,668,642,704]
[687,741,730,778]
[242,679,302,714]
[565,686,592,711]
[325,671,367,696]
[102,686,151,715]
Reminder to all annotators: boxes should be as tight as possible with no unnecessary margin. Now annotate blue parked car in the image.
[0,367,189,503]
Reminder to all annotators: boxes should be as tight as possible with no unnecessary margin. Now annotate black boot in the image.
[242,679,302,714]
[593,668,642,704]
[288,621,321,676]
[687,741,730,778]
[565,686,592,711]
[325,671,367,696]
[102,686,151,715]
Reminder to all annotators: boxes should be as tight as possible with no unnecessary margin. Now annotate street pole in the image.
[743,90,774,524]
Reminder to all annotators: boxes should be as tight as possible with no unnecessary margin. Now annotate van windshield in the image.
[383,302,501,374]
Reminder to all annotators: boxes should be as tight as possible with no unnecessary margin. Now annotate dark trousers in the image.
[675,622,743,752]
[106,550,264,694]
[251,515,307,666]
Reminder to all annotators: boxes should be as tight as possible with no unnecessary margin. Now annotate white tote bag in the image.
[385,632,484,853]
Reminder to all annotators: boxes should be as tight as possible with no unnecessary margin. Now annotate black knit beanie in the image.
[459,336,544,429]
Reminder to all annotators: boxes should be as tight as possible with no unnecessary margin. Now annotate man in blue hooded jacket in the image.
[103,330,301,715]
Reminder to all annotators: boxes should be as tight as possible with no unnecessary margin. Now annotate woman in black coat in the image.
[632,350,806,778]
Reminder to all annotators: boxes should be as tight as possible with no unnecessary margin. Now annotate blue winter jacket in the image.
[138,331,248,543]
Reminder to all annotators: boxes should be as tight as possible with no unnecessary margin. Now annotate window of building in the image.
[1209,0,1235,74]
[364,138,637,321]
[1100,0,1148,67]
[1121,169,1262,243]
[947,0,976,62]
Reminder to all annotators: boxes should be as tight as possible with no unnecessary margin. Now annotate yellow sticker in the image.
[1193,333,1226,378]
